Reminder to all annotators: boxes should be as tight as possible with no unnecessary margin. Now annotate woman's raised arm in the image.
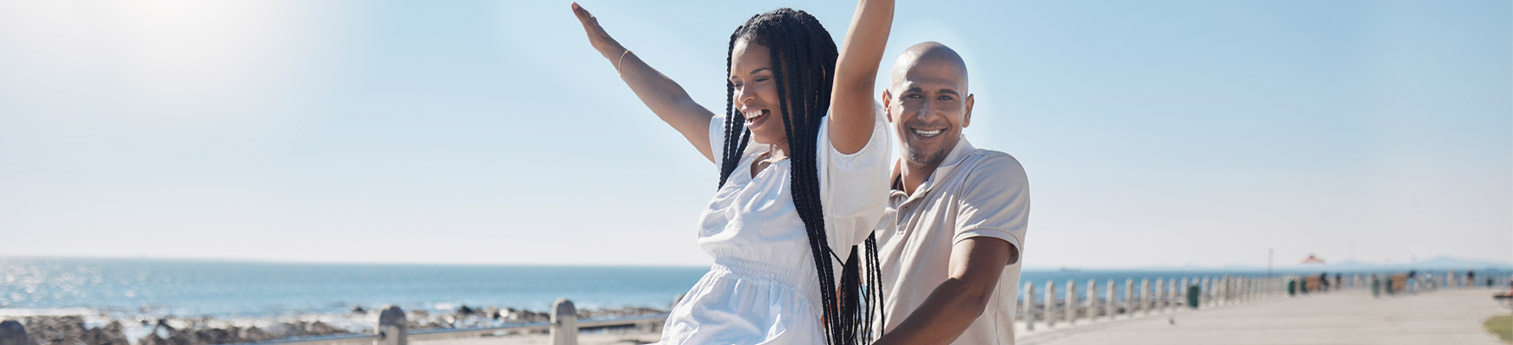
[572,2,717,163]
[828,0,894,155]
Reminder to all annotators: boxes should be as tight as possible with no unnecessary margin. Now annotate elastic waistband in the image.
[712,256,817,288]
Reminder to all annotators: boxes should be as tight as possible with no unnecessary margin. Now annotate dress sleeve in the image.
[709,116,761,169]
[952,153,1031,265]
[817,103,893,252]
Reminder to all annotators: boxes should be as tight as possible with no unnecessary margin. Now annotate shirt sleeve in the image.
[952,153,1031,265]
[818,103,893,252]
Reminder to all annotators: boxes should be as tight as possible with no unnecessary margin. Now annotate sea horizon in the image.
[4,256,1506,320]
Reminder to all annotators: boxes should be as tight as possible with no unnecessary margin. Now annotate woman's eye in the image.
[754,76,769,83]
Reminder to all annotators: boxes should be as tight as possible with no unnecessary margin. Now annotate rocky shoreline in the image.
[5,305,668,345]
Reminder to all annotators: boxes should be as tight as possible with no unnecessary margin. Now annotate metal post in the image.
[552,298,578,345]
[378,306,406,345]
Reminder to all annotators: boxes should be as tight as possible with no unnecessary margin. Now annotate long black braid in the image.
[715,8,885,344]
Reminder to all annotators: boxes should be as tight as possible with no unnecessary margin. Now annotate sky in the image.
[0,0,1508,268]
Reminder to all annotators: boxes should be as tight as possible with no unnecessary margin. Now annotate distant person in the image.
[1319,272,1330,292]
[1335,273,1342,288]
[1467,270,1475,287]
[870,42,1031,345]
[570,1,896,343]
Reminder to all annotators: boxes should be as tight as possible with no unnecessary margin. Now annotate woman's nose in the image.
[736,87,755,107]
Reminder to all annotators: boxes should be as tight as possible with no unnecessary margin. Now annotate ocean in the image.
[1,257,1504,320]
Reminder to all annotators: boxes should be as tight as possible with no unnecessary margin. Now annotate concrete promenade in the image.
[1019,288,1510,345]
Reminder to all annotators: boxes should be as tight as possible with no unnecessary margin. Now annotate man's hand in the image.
[874,237,1015,345]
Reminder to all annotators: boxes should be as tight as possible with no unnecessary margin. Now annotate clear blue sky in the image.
[0,0,1508,268]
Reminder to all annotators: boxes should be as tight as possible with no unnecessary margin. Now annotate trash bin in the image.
[1187,285,1200,309]
[1287,279,1296,296]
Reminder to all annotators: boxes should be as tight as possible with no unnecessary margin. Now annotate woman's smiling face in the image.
[729,39,788,147]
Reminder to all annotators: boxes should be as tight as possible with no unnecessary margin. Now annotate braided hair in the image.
[716,8,885,344]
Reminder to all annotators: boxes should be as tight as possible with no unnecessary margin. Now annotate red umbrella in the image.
[1300,254,1326,265]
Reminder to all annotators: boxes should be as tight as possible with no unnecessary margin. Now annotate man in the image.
[872,42,1030,345]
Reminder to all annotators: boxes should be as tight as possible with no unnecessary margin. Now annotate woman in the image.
[571,1,893,344]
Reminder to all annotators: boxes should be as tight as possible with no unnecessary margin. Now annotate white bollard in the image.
[1139,278,1150,315]
[1066,280,1078,325]
[1044,280,1057,328]
[1086,279,1099,321]
[0,320,27,345]
[1023,282,1036,331]
[552,298,578,345]
[1177,278,1189,312]
[1105,279,1117,320]
[378,306,407,345]
[1154,278,1165,313]
[1125,278,1135,316]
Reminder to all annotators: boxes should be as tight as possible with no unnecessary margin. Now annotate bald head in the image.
[890,41,968,93]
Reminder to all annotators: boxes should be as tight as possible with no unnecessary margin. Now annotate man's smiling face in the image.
[885,43,973,168]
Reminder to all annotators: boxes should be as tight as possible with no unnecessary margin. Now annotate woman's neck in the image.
[764,142,791,162]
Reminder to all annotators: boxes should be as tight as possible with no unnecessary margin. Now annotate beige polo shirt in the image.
[875,137,1030,345]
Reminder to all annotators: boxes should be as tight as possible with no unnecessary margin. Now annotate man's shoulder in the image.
[959,148,1027,183]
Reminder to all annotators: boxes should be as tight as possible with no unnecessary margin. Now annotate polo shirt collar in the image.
[891,136,976,200]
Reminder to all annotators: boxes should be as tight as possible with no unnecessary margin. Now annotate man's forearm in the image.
[873,278,992,345]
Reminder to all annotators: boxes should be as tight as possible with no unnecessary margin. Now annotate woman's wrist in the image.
[601,42,627,62]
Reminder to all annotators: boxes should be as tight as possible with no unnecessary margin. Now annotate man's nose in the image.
[916,99,940,121]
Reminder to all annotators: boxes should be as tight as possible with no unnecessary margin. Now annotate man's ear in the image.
[881,89,894,123]
[963,93,975,128]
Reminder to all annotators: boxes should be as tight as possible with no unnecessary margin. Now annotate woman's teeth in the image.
[743,110,768,126]
[913,128,944,138]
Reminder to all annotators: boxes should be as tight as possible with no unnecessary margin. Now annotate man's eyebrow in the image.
[938,89,960,96]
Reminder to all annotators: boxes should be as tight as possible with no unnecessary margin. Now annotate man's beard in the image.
[905,141,951,167]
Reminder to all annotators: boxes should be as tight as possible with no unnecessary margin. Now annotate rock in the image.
[82,321,130,345]
[23,315,87,345]
[238,327,272,343]
[137,334,166,345]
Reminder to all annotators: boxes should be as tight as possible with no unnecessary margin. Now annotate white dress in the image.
[655,111,892,345]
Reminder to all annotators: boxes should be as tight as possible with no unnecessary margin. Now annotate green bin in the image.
[1187,285,1200,308]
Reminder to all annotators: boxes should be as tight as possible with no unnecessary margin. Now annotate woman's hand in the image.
[571,2,626,62]
[567,2,716,163]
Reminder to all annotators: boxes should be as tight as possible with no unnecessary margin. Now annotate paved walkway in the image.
[1019,288,1511,345]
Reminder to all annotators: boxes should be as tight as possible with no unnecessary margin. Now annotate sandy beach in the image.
[411,329,660,345]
